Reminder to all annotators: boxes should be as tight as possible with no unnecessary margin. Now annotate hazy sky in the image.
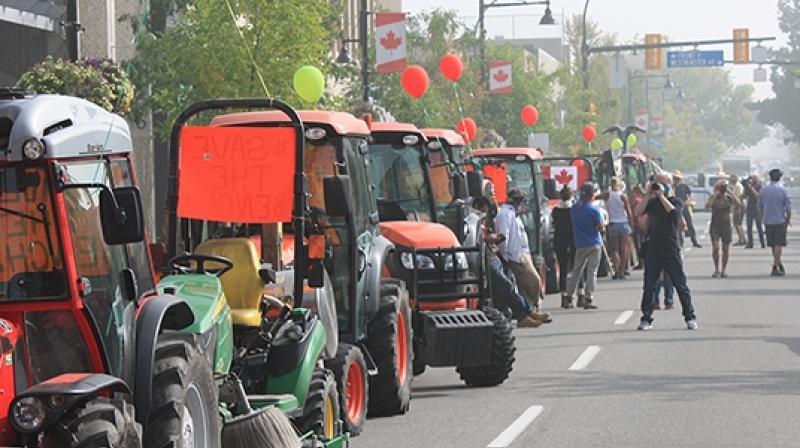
[403,0,786,100]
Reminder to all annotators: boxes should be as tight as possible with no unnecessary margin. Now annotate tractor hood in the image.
[379,221,460,249]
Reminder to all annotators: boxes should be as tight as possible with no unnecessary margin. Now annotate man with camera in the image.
[635,174,698,331]
[742,174,766,249]
[759,168,792,276]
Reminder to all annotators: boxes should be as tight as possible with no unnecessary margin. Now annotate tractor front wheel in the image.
[144,332,220,448]
[365,282,412,416]
[46,397,141,448]
[325,344,367,435]
[295,368,340,440]
[457,307,515,387]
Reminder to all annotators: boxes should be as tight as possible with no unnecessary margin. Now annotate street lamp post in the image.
[336,0,371,102]
[581,0,591,89]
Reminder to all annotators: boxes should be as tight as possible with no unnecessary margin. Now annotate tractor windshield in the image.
[368,142,433,221]
[0,165,67,301]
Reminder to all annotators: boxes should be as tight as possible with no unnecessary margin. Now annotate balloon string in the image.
[224,0,271,99]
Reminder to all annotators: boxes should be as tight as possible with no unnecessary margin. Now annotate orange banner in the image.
[178,126,296,224]
[482,163,507,204]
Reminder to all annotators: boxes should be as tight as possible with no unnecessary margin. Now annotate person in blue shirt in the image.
[562,182,604,309]
[759,168,792,276]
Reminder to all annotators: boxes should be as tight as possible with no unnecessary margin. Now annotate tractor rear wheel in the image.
[294,368,340,440]
[365,282,412,416]
[45,397,141,448]
[144,332,220,448]
[325,344,367,435]
[457,307,515,387]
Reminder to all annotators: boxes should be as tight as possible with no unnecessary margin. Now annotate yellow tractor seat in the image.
[195,238,265,327]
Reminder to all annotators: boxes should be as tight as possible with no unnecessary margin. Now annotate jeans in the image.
[640,250,695,323]
[654,272,674,305]
[554,242,575,292]
[566,245,602,302]
[488,256,533,320]
[746,207,765,247]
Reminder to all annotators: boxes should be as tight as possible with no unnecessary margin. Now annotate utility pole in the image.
[66,0,81,61]
[581,0,590,89]
[360,0,370,102]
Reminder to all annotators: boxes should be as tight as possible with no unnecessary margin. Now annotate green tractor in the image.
[0,90,342,447]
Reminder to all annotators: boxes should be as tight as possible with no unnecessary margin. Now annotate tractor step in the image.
[416,310,494,368]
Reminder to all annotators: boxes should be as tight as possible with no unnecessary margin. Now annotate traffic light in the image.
[733,28,750,64]
[645,34,662,70]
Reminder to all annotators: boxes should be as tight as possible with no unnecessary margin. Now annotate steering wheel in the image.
[168,253,234,277]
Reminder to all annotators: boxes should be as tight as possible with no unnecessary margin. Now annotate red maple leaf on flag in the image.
[493,69,509,83]
[380,30,402,50]
[554,169,573,185]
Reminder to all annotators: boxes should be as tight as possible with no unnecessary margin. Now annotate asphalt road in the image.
[353,208,800,448]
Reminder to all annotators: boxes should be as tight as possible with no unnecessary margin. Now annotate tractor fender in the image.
[133,294,195,426]
[365,234,395,321]
[10,373,129,435]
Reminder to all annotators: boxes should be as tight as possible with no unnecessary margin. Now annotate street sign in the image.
[645,34,662,70]
[733,28,750,64]
[608,54,627,89]
[667,50,724,68]
[754,67,767,83]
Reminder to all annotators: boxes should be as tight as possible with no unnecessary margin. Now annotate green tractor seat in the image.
[195,238,266,327]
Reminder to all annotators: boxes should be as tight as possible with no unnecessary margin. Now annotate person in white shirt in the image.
[730,174,747,245]
[495,189,551,323]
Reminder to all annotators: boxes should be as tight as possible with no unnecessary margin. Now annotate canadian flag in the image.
[548,166,578,191]
[489,61,512,94]
[635,109,649,131]
[375,13,406,73]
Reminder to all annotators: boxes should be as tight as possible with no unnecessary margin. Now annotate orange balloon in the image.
[456,117,477,143]
[520,105,539,127]
[439,54,464,82]
[582,125,597,142]
[401,65,429,99]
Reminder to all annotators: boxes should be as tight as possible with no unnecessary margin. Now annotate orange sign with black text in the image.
[177,126,296,224]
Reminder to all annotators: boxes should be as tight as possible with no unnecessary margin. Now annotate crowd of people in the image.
[474,166,791,332]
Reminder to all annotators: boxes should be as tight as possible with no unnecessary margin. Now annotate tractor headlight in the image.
[22,138,45,160]
[400,252,436,270]
[444,252,469,271]
[11,396,46,433]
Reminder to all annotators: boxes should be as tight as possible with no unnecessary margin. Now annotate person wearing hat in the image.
[561,182,604,309]
[759,168,792,276]
[672,170,702,248]
[495,189,552,323]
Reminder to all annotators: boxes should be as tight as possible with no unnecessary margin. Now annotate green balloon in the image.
[627,134,638,148]
[611,138,624,150]
[293,65,325,102]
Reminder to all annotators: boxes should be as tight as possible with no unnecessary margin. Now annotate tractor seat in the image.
[195,238,266,327]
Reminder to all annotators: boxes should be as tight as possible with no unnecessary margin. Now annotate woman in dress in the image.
[706,180,741,277]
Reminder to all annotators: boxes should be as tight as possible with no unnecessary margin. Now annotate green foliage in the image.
[129,0,336,135]
[16,56,134,113]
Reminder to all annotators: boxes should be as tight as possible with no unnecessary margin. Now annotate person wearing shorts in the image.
[706,180,740,278]
[759,168,792,276]
[601,177,634,280]
[730,175,747,245]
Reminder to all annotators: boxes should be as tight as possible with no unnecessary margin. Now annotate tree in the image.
[129,0,336,135]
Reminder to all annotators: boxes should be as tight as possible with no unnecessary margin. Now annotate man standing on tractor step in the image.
[635,173,698,331]
[561,182,604,309]
[759,168,792,276]
[495,189,552,324]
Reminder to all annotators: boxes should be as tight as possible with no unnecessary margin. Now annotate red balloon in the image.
[582,125,597,143]
[456,117,478,143]
[439,54,464,82]
[520,105,539,127]
[401,65,429,99]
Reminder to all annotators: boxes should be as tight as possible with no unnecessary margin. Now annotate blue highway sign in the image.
[667,50,725,68]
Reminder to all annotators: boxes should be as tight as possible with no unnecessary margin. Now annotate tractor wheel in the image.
[457,307,515,387]
[45,397,141,448]
[294,368,340,440]
[545,251,560,295]
[144,332,220,448]
[324,344,367,435]
[365,282,412,417]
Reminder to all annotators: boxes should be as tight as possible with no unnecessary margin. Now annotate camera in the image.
[651,183,661,191]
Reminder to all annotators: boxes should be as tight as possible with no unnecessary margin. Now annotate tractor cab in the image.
[621,153,661,193]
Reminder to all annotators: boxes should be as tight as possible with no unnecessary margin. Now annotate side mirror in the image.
[323,175,353,217]
[100,186,145,245]
[544,178,559,200]
[119,268,138,301]
[453,172,468,200]
[466,171,484,198]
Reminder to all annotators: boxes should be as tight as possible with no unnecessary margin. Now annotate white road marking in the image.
[568,345,602,371]
[486,405,544,448]
[614,310,634,325]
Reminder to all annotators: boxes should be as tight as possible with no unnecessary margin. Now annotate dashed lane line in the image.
[568,345,602,371]
[486,405,544,448]
[614,310,634,325]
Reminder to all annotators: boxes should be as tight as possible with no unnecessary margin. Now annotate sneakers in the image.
[771,265,785,277]
[720,272,728,278]
[779,264,786,275]
[517,316,542,328]
[576,295,587,308]
[637,320,653,331]
[560,295,574,309]
[686,319,699,330]
[712,271,720,278]
[583,300,598,310]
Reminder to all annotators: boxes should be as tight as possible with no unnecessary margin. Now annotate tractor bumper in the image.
[415,310,494,368]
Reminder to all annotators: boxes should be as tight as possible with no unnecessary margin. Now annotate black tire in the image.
[545,251,560,295]
[412,339,426,377]
[324,344,367,436]
[144,332,220,448]
[294,368,340,440]
[457,307,515,387]
[45,397,141,448]
[365,281,412,417]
